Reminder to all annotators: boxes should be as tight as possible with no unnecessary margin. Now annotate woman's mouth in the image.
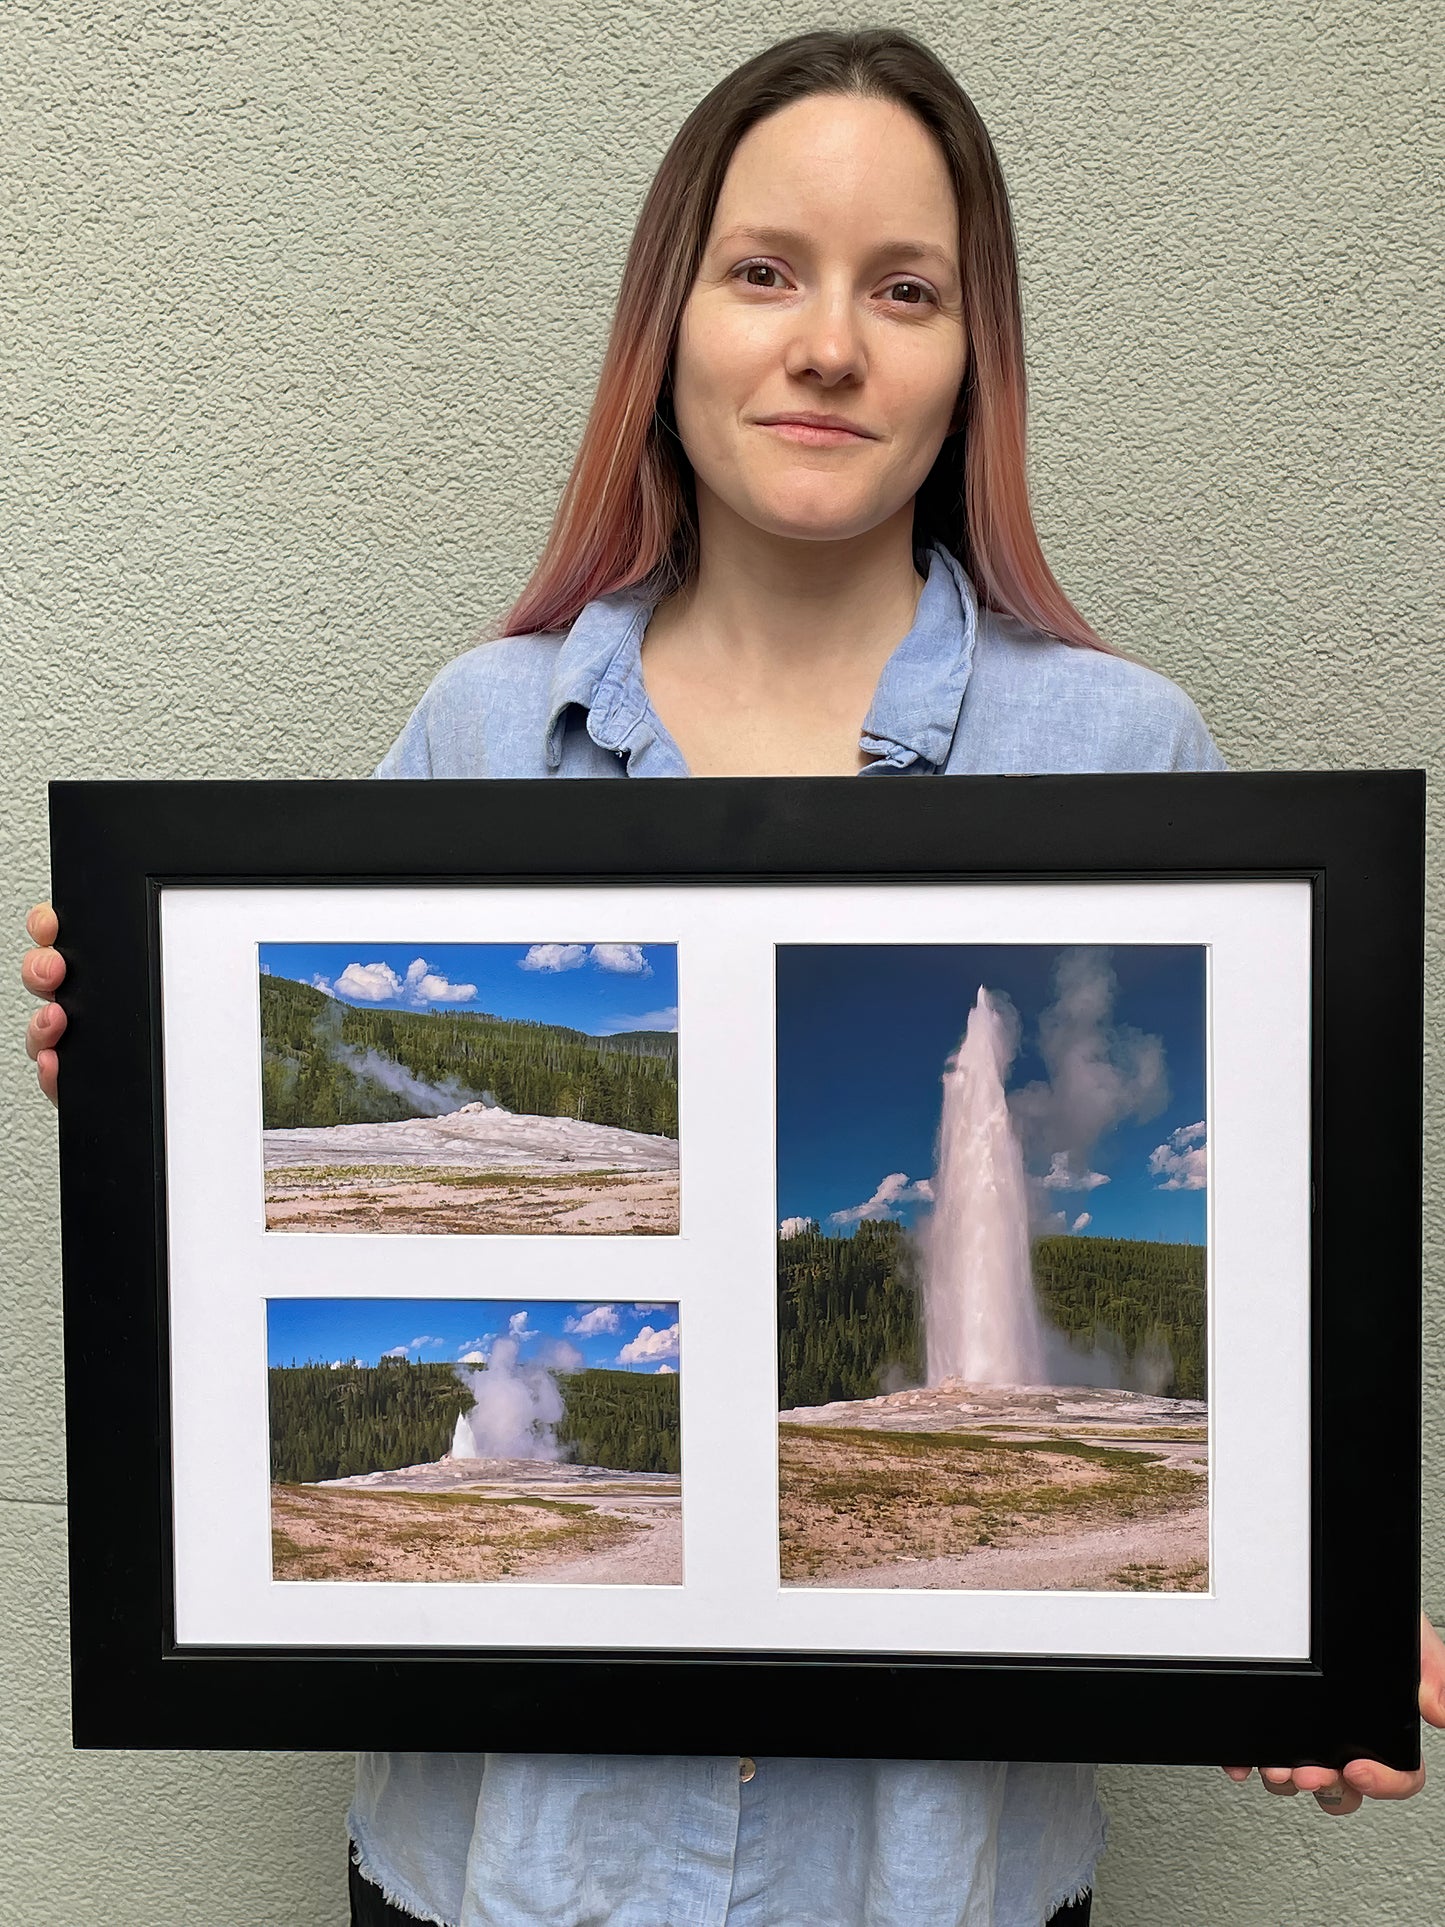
[759,421,870,445]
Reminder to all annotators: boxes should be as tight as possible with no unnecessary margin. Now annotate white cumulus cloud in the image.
[618,1322,680,1365]
[829,1171,933,1226]
[588,943,652,975]
[1072,1211,1093,1232]
[458,1349,488,1365]
[403,956,476,1004]
[519,943,588,972]
[1149,1120,1208,1190]
[655,1363,675,1375]
[382,1345,409,1359]
[333,961,405,1002]
[564,1305,621,1336]
[507,1311,535,1337]
[779,1216,813,1239]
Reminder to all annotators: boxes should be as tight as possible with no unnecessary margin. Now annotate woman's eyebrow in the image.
[710,223,957,275]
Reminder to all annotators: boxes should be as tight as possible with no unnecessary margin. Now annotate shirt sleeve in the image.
[371,696,434,780]
[1165,687,1229,772]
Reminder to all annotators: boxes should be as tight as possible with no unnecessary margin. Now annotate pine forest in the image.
[259,973,678,1136]
[778,1222,1206,1408]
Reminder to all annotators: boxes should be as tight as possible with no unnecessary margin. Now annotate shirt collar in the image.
[543,582,658,770]
[857,541,979,770]
[541,539,980,774]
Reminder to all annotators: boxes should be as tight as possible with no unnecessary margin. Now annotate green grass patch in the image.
[1108,1557,1209,1592]
[784,1423,1167,1468]
[265,1162,636,1189]
[315,1487,603,1517]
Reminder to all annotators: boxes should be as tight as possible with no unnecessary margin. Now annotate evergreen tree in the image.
[259,974,678,1136]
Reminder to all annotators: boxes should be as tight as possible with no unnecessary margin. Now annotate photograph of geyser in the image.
[267,1298,682,1585]
[775,943,1209,1593]
[257,941,679,1234]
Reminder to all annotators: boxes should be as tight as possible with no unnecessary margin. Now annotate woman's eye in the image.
[884,279,936,306]
[730,263,937,306]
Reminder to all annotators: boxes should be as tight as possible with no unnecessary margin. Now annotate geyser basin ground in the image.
[270,1456,682,1584]
[778,1381,1208,1592]
[262,1100,680,1234]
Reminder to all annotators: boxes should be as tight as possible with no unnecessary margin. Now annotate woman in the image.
[22,27,1442,1927]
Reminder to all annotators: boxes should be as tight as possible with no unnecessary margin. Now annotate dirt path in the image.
[778,1389,1210,1593]
[512,1508,684,1585]
[264,1166,679,1234]
[791,1499,1208,1591]
[272,1468,682,1585]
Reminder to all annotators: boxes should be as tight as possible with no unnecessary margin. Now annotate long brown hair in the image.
[499,27,1112,653]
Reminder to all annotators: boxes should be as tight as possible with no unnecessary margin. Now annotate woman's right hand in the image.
[22,901,66,1106]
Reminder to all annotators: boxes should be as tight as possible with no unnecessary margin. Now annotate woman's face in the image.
[671,92,968,548]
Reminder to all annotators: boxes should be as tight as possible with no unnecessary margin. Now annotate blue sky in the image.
[257,942,677,1035]
[776,943,1207,1245]
[267,1298,681,1372]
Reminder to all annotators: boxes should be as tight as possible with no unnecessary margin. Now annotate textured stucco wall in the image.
[3,2,1440,1921]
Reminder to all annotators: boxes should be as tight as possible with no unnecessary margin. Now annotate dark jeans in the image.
[349,1851,1093,1924]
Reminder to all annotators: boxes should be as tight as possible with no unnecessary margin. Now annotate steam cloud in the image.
[1041,1322,1178,1396]
[1007,947,1169,1226]
[306,997,496,1119]
[448,1335,584,1462]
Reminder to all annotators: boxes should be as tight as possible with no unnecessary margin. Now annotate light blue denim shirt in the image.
[356,539,1226,1927]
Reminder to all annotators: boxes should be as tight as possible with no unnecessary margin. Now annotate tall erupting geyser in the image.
[922,985,1047,1388]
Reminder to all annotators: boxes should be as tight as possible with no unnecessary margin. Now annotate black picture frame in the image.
[49,770,1424,1767]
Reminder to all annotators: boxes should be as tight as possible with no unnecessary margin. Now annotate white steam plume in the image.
[1008,947,1168,1220]
[308,1000,496,1118]
[1041,1322,1178,1395]
[448,1335,583,1462]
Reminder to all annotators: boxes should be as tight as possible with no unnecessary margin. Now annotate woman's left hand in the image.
[1221,1611,1445,1814]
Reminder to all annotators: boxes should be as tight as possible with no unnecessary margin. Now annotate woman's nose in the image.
[784,300,867,383]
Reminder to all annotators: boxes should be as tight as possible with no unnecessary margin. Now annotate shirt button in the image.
[738,1756,756,1782]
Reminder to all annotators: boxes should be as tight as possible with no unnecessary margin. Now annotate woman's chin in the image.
[740,498,891,546]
